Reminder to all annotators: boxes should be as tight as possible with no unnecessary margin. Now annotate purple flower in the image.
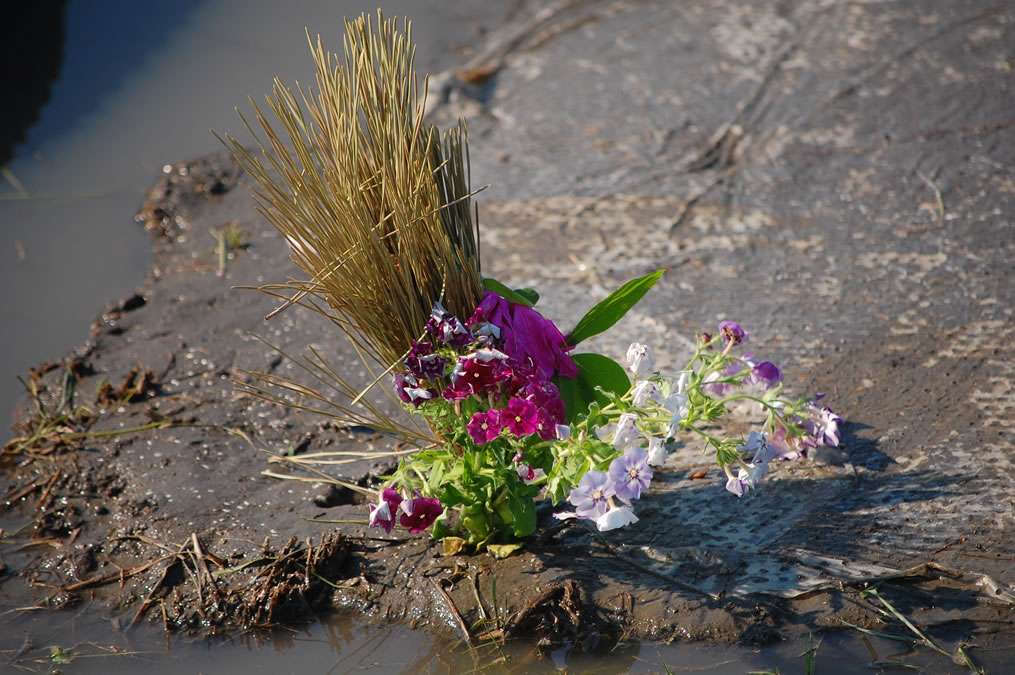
[751,361,782,389]
[608,446,653,500]
[567,470,615,519]
[399,496,444,533]
[466,409,502,444]
[503,397,539,437]
[816,406,843,446]
[719,320,748,347]
[368,488,403,533]
[596,506,639,531]
[470,292,577,379]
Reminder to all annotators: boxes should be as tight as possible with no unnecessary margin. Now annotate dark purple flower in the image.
[426,302,473,349]
[719,320,748,347]
[751,361,782,389]
[393,372,433,408]
[608,446,653,500]
[466,409,502,444]
[405,341,446,380]
[567,470,615,520]
[399,497,444,533]
[368,487,403,534]
[502,397,538,437]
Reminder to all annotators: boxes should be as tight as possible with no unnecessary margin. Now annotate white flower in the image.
[646,437,668,467]
[631,380,661,408]
[737,460,769,488]
[368,501,391,528]
[596,506,639,531]
[471,348,509,362]
[612,413,641,450]
[555,424,571,441]
[626,343,654,378]
[405,387,432,402]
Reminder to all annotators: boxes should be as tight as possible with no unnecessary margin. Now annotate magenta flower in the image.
[470,292,577,379]
[534,407,558,440]
[458,353,509,394]
[503,397,539,437]
[608,446,653,500]
[399,496,444,533]
[719,320,748,346]
[368,488,403,533]
[466,409,502,444]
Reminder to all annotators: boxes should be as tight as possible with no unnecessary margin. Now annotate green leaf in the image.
[514,287,540,305]
[566,270,664,346]
[508,492,537,537]
[482,277,536,306]
[554,353,631,423]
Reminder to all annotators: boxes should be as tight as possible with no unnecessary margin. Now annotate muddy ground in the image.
[3,0,1014,667]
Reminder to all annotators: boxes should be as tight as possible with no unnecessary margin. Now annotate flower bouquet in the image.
[220,13,841,555]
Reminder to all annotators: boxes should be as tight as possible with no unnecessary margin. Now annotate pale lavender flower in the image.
[568,470,615,519]
[555,424,571,441]
[612,413,641,450]
[725,460,768,497]
[626,343,654,378]
[596,505,639,531]
[631,380,661,408]
[608,446,653,500]
[743,430,775,464]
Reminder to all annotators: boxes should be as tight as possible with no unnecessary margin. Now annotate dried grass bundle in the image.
[216,12,484,439]
[219,11,483,369]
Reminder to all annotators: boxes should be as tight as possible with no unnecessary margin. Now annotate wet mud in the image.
[3,0,1013,668]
